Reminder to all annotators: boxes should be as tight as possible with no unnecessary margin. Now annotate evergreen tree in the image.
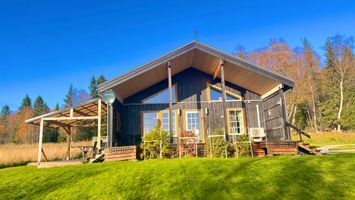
[0,104,10,120]
[19,95,32,110]
[97,75,106,85]
[64,84,74,108]
[33,96,49,117]
[54,103,60,111]
[89,76,98,99]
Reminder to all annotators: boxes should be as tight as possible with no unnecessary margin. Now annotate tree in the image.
[234,45,246,59]
[33,96,49,117]
[89,76,98,99]
[1,105,10,120]
[301,39,319,132]
[54,103,60,111]
[97,75,106,85]
[64,84,74,108]
[19,95,32,110]
[321,35,354,131]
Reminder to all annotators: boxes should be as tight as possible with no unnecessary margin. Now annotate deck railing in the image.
[285,122,311,141]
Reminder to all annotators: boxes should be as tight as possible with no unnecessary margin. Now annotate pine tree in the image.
[54,103,60,111]
[97,75,106,85]
[33,96,49,117]
[64,84,74,108]
[1,104,10,120]
[19,95,32,110]
[89,76,98,99]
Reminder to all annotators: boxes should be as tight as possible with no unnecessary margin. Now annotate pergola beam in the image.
[43,116,99,121]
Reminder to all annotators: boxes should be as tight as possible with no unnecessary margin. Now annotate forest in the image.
[0,34,354,144]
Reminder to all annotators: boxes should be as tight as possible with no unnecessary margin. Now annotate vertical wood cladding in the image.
[262,91,289,141]
[112,67,288,145]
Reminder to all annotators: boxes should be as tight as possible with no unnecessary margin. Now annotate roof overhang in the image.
[25,98,107,129]
[98,41,294,100]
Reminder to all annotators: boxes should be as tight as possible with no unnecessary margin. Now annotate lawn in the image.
[0,155,354,200]
[291,131,355,147]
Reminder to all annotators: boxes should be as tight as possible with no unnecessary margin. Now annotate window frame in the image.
[161,110,178,137]
[183,109,205,142]
[141,110,179,136]
[226,108,246,136]
[142,84,178,104]
[206,83,242,102]
[141,111,159,136]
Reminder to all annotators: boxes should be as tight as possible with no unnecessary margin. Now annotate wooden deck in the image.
[104,146,137,161]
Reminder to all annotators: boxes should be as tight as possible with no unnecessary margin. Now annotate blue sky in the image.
[0,0,354,111]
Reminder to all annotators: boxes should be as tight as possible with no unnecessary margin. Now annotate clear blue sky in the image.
[0,0,354,111]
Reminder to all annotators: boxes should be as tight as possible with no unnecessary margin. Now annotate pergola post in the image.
[167,61,173,135]
[66,126,71,160]
[220,59,228,141]
[37,118,44,166]
[97,99,102,149]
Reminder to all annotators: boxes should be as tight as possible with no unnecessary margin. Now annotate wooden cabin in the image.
[27,41,318,165]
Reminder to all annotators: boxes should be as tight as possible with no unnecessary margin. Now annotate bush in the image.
[228,134,252,158]
[141,126,172,159]
[205,128,228,158]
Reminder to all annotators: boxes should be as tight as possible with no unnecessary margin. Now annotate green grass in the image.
[329,145,355,150]
[1,155,355,200]
[291,131,355,147]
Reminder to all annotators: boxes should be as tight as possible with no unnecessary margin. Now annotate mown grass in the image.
[291,131,355,147]
[0,155,354,200]
[329,145,355,150]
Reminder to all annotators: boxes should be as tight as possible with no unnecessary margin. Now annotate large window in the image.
[228,109,244,135]
[186,111,202,141]
[143,86,177,104]
[209,85,241,101]
[142,111,178,136]
[162,111,176,136]
[143,112,158,135]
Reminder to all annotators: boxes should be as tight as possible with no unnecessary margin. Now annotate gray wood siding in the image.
[262,91,289,141]
[112,67,288,145]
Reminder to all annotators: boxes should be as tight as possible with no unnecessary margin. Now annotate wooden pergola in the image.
[25,98,107,166]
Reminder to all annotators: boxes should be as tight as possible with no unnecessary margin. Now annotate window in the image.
[143,112,158,135]
[186,111,202,141]
[228,109,244,135]
[143,86,177,103]
[162,111,176,136]
[209,86,240,101]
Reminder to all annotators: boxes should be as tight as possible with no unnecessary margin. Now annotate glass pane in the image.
[143,112,158,135]
[143,87,176,103]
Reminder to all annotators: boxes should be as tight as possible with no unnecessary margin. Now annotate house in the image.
[26,41,317,164]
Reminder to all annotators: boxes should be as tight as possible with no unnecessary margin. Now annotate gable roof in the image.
[98,41,294,100]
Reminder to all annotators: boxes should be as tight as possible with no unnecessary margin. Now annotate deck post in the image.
[66,126,71,160]
[167,61,173,135]
[37,118,44,166]
[220,59,228,141]
[97,99,102,149]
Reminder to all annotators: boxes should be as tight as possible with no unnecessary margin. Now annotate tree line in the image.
[0,75,106,144]
[236,34,354,132]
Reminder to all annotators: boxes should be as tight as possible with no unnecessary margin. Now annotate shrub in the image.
[141,126,172,159]
[205,128,228,158]
[228,134,252,158]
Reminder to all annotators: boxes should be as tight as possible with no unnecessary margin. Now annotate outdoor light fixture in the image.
[102,89,116,104]
[102,89,115,148]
